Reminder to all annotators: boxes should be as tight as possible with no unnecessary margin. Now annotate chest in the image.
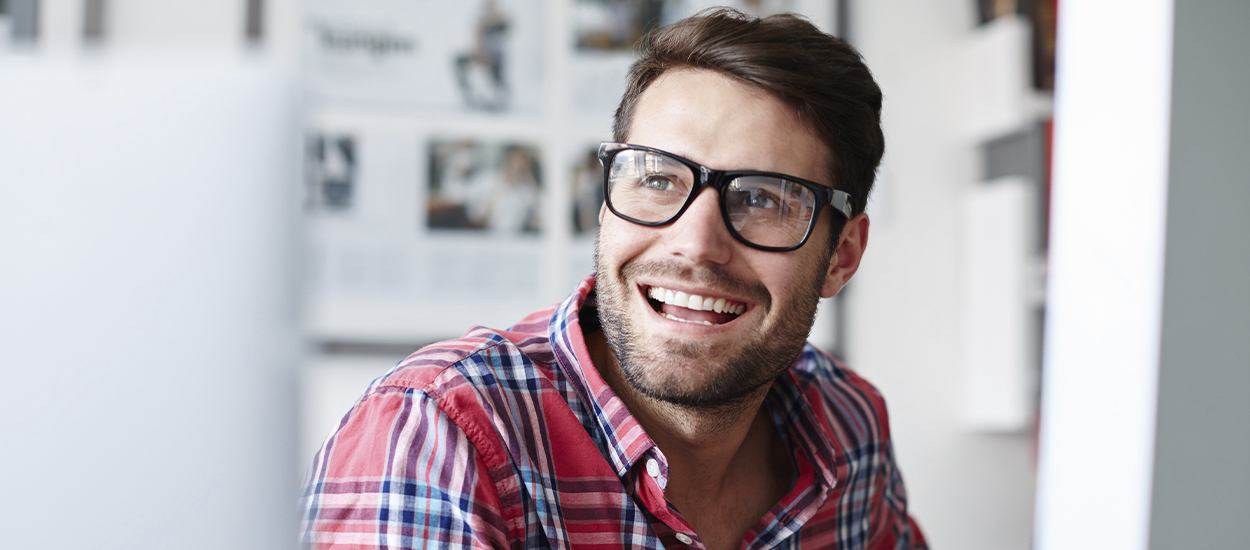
[487,363,876,547]
[502,430,876,550]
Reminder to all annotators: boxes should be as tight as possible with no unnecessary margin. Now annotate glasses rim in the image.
[597,142,854,252]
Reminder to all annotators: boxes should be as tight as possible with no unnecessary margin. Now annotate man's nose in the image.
[664,187,735,265]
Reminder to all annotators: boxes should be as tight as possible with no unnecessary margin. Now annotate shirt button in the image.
[675,533,694,545]
[645,458,661,478]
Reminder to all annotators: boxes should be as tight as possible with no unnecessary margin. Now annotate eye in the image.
[744,189,781,210]
[641,175,680,192]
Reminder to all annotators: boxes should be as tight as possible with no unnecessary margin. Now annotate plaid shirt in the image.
[302,275,926,549]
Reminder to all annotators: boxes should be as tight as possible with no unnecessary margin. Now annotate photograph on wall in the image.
[573,0,670,52]
[305,0,544,113]
[976,0,1018,24]
[426,139,543,235]
[567,0,812,114]
[688,0,801,18]
[0,1,10,41]
[572,0,802,52]
[1030,0,1057,90]
[452,0,515,111]
[571,144,605,236]
[305,133,358,213]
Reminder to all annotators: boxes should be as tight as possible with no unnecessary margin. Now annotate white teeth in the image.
[674,291,689,307]
[645,285,746,315]
[663,313,714,326]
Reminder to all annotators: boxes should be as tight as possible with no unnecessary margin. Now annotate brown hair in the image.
[612,8,884,219]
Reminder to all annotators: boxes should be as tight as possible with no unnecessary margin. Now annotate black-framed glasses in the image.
[597,142,853,252]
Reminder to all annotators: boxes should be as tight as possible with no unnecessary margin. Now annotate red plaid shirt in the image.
[302,275,925,548]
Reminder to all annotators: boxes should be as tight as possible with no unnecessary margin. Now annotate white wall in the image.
[0,54,301,549]
[0,2,302,546]
[108,0,246,48]
[849,1,1037,548]
[1033,1,1174,547]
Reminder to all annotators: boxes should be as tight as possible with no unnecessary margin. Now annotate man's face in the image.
[595,68,863,408]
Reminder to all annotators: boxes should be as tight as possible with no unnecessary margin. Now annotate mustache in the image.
[620,259,770,305]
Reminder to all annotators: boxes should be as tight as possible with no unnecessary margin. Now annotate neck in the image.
[585,330,783,502]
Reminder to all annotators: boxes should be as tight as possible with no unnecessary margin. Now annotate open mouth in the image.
[643,285,747,326]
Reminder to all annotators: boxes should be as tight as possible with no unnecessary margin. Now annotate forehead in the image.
[625,68,831,185]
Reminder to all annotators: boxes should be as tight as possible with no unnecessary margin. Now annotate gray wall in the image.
[1149,0,1250,547]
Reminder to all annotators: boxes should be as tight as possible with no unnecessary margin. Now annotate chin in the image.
[617,342,777,409]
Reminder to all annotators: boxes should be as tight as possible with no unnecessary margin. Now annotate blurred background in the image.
[1,1,1245,549]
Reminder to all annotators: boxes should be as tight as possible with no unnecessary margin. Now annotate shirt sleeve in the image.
[301,386,510,549]
[869,438,928,549]
[865,407,928,550]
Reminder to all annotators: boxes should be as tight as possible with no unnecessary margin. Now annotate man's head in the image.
[594,8,883,409]
[612,8,884,218]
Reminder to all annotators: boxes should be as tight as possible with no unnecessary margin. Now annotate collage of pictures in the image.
[305,133,603,237]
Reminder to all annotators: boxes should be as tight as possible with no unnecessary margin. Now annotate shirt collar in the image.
[547,274,657,478]
[765,351,844,491]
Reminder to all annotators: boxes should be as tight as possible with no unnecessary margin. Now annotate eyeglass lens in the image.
[605,148,820,249]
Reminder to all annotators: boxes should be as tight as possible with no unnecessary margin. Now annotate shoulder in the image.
[315,318,560,465]
[302,332,529,547]
[348,305,583,457]
[303,306,583,546]
[787,343,894,442]
[373,306,560,398]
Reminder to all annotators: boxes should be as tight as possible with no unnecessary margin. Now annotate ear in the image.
[820,213,870,298]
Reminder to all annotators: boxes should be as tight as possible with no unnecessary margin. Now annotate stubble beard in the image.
[593,242,829,410]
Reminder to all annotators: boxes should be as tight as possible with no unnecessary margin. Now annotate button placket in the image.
[634,449,701,545]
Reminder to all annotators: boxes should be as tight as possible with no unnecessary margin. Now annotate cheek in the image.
[597,217,652,267]
[755,251,828,307]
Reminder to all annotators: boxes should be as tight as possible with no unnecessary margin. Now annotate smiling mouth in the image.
[643,285,747,326]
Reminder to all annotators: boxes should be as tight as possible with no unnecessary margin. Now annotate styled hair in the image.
[612,8,884,218]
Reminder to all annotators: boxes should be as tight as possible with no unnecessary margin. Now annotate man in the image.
[303,8,925,549]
